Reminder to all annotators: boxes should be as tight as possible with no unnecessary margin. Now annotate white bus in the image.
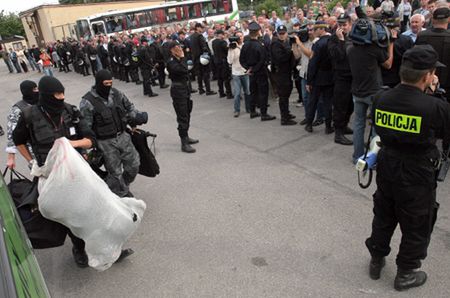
[75,0,239,40]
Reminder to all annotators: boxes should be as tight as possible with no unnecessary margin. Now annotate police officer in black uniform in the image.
[415,6,450,102]
[86,40,98,76]
[305,21,334,134]
[12,76,93,268]
[190,23,216,95]
[154,36,169,89]
[138,37,158,97]
[328,13,354,145]
[129,40,142,85]
[166,41,199,153]
[212,30,233,99]
[270,25,301,125]
[366,45,449,291]
[240,22,276,121]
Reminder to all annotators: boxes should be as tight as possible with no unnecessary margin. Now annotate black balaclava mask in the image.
[38,76,66,116]
[20,80,39,105]
[95,69,113,99]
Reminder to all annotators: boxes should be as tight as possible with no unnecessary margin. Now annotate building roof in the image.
[19,0,164,17]
[0,37,25,44]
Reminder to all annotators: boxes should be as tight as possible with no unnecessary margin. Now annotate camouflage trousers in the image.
[97,132,140,197]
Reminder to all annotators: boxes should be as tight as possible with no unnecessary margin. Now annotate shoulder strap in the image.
[14,100,29,113]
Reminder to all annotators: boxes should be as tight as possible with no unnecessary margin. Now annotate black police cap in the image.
[277,25,287,33]
[402,45,446,70]
[433,7,449,20]
[337,13,350,23]
[167,41,180,50]
[248,22,261,31]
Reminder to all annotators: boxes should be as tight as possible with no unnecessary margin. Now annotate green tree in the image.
[0,11,25,38]
[256,0,282,17]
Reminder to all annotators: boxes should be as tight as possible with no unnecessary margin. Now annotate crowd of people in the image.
[1,0,450,290]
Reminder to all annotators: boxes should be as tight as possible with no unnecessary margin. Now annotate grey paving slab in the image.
[0,64,449,298]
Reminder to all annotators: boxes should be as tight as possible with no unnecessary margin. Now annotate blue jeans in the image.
[352,95,375,163]
[301,78,324,120]
[232,74,251,113]
[43,66,54,77]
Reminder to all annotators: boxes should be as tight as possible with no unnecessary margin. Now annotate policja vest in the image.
[82,89,128,140]
[21,104,81,166]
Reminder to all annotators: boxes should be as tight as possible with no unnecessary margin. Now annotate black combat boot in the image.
[261,114,276,121]
[394,268,427,291]
[72,247,89,268]
[187,136,199,144]
[281,118,297,125]
[305,124,313,133]
[335,129,353,145]
[115,248,134,263]
[181,137,196,153]
[325,123,335,135]
[343,126,353,134]
[250,111,261,119]
[369,256,385,280]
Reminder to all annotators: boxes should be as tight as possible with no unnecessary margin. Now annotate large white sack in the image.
[32,137,146,271]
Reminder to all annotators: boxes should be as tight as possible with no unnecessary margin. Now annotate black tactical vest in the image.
[22,104,80,166]
[83,89,127,140]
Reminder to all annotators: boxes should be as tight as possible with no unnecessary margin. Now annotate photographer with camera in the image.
[270,25,302,125]
[365,45,449,291]
[348,0,395,164]
[80,70,142,197]
[328,13,354,145]
[227,31,251,117]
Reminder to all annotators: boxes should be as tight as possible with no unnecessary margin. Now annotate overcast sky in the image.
[2,0,59,14]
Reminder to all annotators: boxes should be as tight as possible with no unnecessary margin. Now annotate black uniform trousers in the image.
[156,63,166,87]
[111,59,119,78]
[216,61,232,96]
[275,73,293,119]
[333,79,354,130]
[89,58,97,75]
[141,68,154,95]
[195,61,212,92]
[249,72,269,114]
[68,229,85,251]
[366,150,439,270]
[306,85,333,125]
[129,63,140,82]
[171,84,192,138]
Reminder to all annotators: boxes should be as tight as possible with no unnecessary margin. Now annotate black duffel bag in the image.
[129,129,160,177]
[3,167,33,206]
[3,168,68,249]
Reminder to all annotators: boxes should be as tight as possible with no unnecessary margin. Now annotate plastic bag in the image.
[33,137,146,271]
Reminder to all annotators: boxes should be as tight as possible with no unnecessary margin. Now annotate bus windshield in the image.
[76,19,91,40]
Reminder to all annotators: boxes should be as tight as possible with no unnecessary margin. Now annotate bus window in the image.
[105,17,122,32]
[166,7,179,22]
[135,11,150,27]
[202,2,216,16]
[194,4,202,17]
[92,22,106,35]
[213,0,228,13]
[76,19,91,40]
[150,9,166,24]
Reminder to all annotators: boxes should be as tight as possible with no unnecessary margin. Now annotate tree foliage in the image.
[256,0,283,17]
[0,11,25,38]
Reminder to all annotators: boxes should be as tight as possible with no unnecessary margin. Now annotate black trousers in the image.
[275,74,293,119]
[216,62,232,96]
[249,72,269,114]
[195,62,211,92]
[332,79,354,130]
[111,59,119,78]
[366,151,439,270]
[172,96,193,138]
[306,85,333,125]
[89,58,97,75]
[141,68,154,95]
[67,229,85,251]
[129,64,140,82]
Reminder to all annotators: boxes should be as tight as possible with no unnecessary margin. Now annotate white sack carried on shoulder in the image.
[34,137,146,271]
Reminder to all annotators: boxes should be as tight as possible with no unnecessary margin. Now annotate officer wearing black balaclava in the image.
[12,76,95,268]
[80,69,141,199]
[6,80,39,169]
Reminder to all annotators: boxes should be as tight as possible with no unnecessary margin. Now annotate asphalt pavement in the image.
[0,64,449,298]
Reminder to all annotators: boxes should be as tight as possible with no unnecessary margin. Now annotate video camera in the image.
[289,25,310,44]
[229,36,240,49]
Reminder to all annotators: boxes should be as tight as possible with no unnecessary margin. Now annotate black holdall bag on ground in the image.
[3,167,33,206]
[3,168,68,249]
[129,128,160,177]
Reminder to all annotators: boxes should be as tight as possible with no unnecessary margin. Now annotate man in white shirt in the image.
[402,13,425,42]
[227,31,251,117]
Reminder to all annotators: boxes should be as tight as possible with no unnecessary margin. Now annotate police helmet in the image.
[200,53,210,65]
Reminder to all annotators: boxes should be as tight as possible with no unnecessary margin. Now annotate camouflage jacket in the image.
[6,102,33,154]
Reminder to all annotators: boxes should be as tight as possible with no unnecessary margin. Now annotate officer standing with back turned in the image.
[365,45,450,291]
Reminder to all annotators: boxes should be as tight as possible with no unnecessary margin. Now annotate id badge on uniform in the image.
[69,127,76,136]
